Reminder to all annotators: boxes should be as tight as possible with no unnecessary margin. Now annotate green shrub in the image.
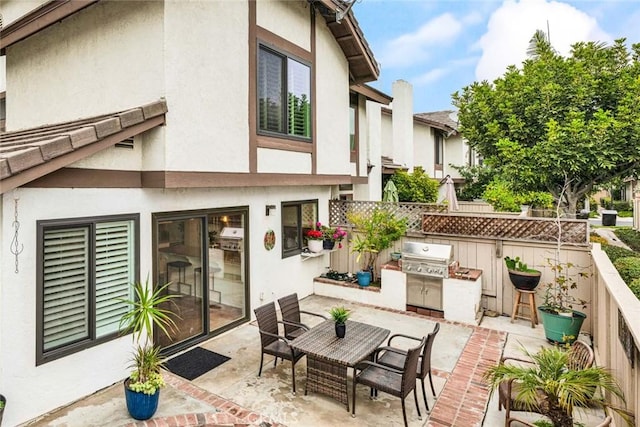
[602,245,637,263]
[618,211,633,218]
[390,167,439,203]
[589,234,608,245]
[517,191,554,209]
[614,229,640,252]
[629,278,640,299]
[482,181,520,212]
[612,201,632,211]
[600,197,612,210]
[613,256,640,284]
[589,197,598,212]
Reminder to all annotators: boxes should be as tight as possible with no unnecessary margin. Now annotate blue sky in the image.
[353,0,640,114]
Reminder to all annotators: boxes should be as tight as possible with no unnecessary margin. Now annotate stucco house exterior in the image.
[0,0,394,424]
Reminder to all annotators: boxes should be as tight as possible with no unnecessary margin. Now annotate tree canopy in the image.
[452,37,640,214]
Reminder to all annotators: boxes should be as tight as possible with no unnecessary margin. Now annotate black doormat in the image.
[165,347,230,380]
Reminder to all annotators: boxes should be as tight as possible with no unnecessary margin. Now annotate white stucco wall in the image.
[163,0,249,172]
[392,80,414,172]
[413,124,435,177]
[257,0,311,51]
[0,185,331,426]
[1,0,45,25]
[257,148,311,173]
[380,113,393,160]
[6,1,164,130]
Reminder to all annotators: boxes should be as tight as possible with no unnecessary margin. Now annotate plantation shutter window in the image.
[42,227,90,351]
[38,214,139,364]
[258,44,311,140]
[95,220,135,338]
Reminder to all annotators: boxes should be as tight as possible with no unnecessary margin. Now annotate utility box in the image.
[602,210,618,226]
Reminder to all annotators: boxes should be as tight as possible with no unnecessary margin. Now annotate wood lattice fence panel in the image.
[421,213,589,245]
[329,200,447,231]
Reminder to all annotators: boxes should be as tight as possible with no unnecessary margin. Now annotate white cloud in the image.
[413,68,448,86]
[474,0,612,82]
[378,13,463,69]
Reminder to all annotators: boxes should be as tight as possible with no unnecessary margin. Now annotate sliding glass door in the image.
[153,208,248,351]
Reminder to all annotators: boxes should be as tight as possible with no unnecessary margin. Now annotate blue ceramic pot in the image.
[356,270,371,287]
[124,380,160,421]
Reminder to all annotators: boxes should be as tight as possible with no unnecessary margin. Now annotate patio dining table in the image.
[290,319,390,411]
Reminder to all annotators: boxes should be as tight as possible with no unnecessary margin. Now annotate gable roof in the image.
[414,110,459,135]
[0,100,167,194]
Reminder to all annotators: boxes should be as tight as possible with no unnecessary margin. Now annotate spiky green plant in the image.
[484,346,625,427]
[118,278,179,395]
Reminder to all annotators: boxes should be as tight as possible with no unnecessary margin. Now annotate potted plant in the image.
[484,345,626,427]
[538,259,589,343]
[319,222,347,250]
[347,208,408,286]
[504,256,542,290]
[305,228,324,253]
[0,394,5,426]
[118,278,179,421]
[328,306,351,338]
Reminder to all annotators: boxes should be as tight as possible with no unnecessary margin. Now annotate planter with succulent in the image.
[504,256,542,291]
[347,208,408,286]
[328,306,351,338]
[484,345,626,427]
[118,279,178,421]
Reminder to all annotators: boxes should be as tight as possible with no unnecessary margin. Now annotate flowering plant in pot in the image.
[305,228,324,253]
[320,222,347,249]
[118,278,179,420]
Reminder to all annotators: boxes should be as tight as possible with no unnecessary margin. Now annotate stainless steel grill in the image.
[218,227,243,251]
[401,242,454,278]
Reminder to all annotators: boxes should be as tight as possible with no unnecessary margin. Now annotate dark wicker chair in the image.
[352,336,426,427]
[498,340,595,426]
[376,322,440,411]
[277,293,327,340]
[254,302,305,394]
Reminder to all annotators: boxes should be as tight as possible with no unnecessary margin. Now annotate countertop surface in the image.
[450,267,482,281]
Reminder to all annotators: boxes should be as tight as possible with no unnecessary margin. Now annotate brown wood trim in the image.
[256,27,312,62]
[0,0,99,51]
[310,5,317,175]
[257,135,313,153]
[350,84,393,105]
[248,0,257,173]
[351,176,368,184]
[0,115,165,194]
[24,169,355,189]
[24,168,142,188]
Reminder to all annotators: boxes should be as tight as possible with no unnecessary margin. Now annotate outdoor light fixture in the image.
[265,205,276,216]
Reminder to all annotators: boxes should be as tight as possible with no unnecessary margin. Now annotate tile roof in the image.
[414,110,459,134]
[0,99,167,194]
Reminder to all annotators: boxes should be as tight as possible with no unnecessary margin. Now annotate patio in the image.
[23,295,609,427]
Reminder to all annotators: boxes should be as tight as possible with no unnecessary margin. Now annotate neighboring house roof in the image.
[414,110,459,135]
[1,0,380,83]
[381,156,407,175]
[0,99,167,194]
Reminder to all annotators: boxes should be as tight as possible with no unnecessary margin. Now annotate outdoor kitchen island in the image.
[400,242,483,325]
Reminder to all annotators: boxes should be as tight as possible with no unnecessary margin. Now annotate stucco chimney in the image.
[392,80,414,172]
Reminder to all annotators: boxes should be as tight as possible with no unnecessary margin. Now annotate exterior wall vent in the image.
[115,138,134,149]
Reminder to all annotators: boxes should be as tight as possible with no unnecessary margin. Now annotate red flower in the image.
[306,229,324,240]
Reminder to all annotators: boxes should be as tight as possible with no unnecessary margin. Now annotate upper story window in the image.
[258,44,311,140]
[349,93,358,161]
[281,200,318,258]
[435,131,444,167]
[37,214,139,364]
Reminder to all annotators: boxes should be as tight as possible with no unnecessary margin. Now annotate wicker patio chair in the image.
[376,322,440,412]
[254,302,305,394]
[507,415,612,426]
[498,340,595,426]
[352,336,426,427]
[277,293,328,340]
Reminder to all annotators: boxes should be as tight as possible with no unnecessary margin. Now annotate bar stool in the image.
[511,289,538,328]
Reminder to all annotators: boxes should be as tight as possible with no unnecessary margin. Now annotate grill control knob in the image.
[406,265,412,271]
[427,268,433,273]
[417,266,422,272]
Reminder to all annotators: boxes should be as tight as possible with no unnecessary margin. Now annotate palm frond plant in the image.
[118,278,179,419]
[484,346,626,427]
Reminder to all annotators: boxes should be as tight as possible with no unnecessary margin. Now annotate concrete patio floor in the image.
[21,294,608,427]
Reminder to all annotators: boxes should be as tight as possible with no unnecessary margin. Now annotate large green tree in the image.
[452,37,640,214]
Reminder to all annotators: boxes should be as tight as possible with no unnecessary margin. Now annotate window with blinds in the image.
[38,215,138,364]
[258,45,311,140]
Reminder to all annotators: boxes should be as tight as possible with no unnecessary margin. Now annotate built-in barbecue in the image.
[218,227,243,251]
[401,242,454,278]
